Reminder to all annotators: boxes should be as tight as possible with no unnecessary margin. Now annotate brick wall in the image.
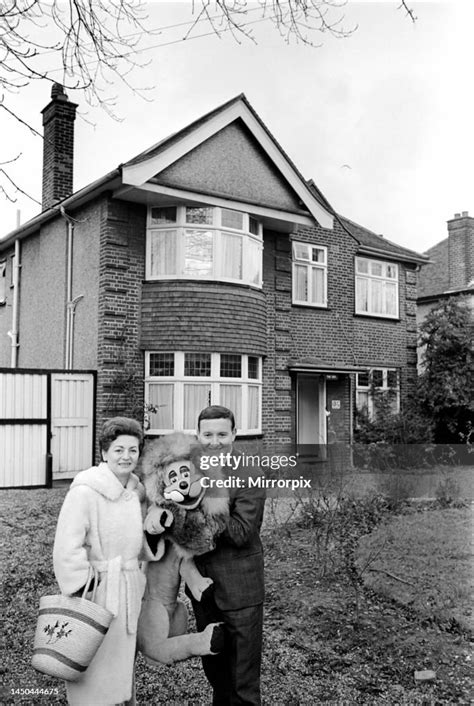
[95,197,147,441]
[448,213,474,291]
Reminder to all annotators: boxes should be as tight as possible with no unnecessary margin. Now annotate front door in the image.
[297,374,326,457]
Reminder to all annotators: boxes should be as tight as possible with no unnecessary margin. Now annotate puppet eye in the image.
[168,470,178,482]
[179,466,190,478]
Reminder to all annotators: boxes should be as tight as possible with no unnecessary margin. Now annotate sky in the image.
[1,1,473,254]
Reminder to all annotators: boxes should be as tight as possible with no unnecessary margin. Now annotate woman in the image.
[53,417,149,706]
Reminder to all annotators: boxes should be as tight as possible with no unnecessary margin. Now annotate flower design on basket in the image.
[44,620,73,644]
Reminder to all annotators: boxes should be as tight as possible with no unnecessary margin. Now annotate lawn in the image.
[1,482,473,705]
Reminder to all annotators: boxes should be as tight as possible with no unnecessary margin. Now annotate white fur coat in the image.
[53,463,148,705]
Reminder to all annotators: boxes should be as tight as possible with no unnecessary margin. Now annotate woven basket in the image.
[32,569,114,681]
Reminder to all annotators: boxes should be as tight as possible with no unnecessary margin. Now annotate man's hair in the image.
[99,416,144,453]
[197,405,236,432]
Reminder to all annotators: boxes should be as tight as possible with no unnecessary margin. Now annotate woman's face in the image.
[102,434,140,483]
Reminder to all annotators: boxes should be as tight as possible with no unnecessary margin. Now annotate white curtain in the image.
[294,264,308,301]
[221,233,242,279]
[247,386,259,430]
[220,385,242,428]
[150,230,177,276]
[184,384,211,429]
[148,384,174,429]
[311,266,325,304]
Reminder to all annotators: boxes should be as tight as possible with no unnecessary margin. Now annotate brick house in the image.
[0,85,428,468]
[417,212,474,325]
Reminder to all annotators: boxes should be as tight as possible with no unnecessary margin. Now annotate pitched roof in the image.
[416,238,450,298]
[338,215,429,265]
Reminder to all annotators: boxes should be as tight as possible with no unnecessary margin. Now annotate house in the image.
[417,212,474,325]
[0,84,428,482]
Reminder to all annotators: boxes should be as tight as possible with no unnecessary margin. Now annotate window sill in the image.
[292,302,329,310]
[354,313,400,322]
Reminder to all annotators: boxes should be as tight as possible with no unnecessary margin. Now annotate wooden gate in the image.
[0,369,95,488]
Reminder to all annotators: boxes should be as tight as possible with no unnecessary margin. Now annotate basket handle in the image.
[81,566,99,602]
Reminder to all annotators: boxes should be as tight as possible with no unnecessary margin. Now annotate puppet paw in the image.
[144,505,174,534]
[209,623,225,654]
[189,576,214,603]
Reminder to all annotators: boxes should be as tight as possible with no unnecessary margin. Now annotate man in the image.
[188,405,266,705]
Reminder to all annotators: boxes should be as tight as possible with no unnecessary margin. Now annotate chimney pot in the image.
[454,213,461,218]
[461,211,469,217]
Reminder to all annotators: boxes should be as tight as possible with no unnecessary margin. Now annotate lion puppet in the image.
[137,432,229,666]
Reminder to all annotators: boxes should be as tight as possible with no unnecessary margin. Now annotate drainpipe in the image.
[61,208,84,370]
[8,238,21,368]
[67,294,84,368]
[64,217,73,369]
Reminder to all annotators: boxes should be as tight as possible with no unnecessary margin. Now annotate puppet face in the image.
[163,460,205,510]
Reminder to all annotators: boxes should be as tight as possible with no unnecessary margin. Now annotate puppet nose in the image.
[179,481,188,490]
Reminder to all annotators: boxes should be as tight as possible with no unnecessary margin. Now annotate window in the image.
[355,257,399,318]
[145,352,262,434]
[0,260,6,305]
[146,205,263,287]
[356,368,400,419]
[292,241,327,307]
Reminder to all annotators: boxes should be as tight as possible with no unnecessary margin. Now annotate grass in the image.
[1,482,473,705]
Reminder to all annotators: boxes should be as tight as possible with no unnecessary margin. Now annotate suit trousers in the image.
[191,595,263,706]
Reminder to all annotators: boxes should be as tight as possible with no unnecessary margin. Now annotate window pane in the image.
[248,386,259,429]
[370,279,383,314]
[220,354,241,377]
[222,209,244,230]
[387,370,398,388]
[249,217,260,236]
[150,206,177,224]
[372,370,383,388]
[150,231,177,276]
[245,238,261,286]
[148,384,173,429]
[184,385,211,429]
[311,267,325,304]
[356,278,368,311]
[385,282,397,316]
[370,261,383,277]
[356,391,369,413]
[294,264,308,301]
[220,385,242,428]
[248,356,259,379]
[293,243,309,261]
[184,230,213,277]
[149,353,174,376]
[222,233,242,279]
[186,206,213,225]
[311,247,326,263]
[184,353,211,377]
[357,372,369,387]
[386,264,397,279]
[356,258,369,274]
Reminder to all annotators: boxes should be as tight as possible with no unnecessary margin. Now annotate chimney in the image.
[41,83,78,211]
[447,211,474,290]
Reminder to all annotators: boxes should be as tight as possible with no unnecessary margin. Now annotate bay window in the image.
[355,257,399,318]
[146,205,263,287]
[145,352,262,434]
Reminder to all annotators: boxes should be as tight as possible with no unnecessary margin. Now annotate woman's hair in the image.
[197,405,236,431]
[99,417,144,453]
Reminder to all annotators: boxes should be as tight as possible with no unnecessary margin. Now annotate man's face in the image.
[197,417,236,456]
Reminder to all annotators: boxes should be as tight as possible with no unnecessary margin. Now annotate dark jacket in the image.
[194,456,265,611]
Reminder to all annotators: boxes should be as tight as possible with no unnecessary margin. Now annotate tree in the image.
[417,297,473,444]
[0,0,415,204]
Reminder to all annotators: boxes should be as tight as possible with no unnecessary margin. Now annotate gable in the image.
[152,121,303,212]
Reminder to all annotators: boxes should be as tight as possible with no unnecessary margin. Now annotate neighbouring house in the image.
[0,84,428,483]
[417,212,474,326]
